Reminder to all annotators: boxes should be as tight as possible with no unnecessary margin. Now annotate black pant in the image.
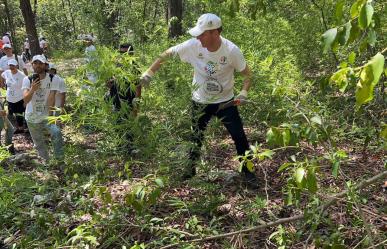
[8,99,25,127]
[189,99,250,164]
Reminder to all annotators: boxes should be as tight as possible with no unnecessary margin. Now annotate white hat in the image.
[32,55,48,64]
[7,59,18,66]
[188,13,222,37]
[48,63,56,70]
[84,34,94,41]
[2,44,12,49]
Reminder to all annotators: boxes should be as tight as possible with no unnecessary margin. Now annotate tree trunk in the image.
[19,0,41,56]
[2,0,18,53]
[168,0,183,38]
[66,0,77,37]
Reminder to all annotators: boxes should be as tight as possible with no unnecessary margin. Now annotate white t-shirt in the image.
[39,40,47,49]
[1,69,25,103]
[0,55,27,71]
[54,75,66,107]
[169,37,246,104]
[22,73,60,123]
[2,36,10,44]
[85,45,96,63]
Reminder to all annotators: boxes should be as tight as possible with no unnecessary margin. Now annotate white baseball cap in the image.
[32,55,48,64]
[48,63,56,70]
[2,44,12,49]
[188,13,222,37]
[7,59,18,66]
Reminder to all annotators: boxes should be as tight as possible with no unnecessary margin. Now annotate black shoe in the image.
[182,164,196,180]
[14,129,24,134]
[7,144,15,155]
[241,167,259,189]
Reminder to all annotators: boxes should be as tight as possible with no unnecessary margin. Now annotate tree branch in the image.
[160,170,387,249]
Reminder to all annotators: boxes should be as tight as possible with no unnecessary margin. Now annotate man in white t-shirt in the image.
[140,13,258,187]
[48,63,66,111]
[0,44,28,76]
[84,35,97,83]
[22,55,64,161]
[0,59,26,134]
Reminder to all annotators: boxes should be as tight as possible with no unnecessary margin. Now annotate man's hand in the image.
[140,70,154,88]
[235,90,248,105]
[30,79,41,92]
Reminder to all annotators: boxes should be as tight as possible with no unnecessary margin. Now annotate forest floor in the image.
[1,58,386,248]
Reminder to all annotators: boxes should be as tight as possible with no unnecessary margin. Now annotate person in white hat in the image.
[83,35,97,83]
[140,13,258,187]
[0,44,28,76]
[0,58,27,135]
[22,55,64,161]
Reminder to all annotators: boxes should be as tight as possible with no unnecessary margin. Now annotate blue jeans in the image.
[27,121,64,161]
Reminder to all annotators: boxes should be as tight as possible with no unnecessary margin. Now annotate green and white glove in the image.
[140,69,154,88]
[132,97,141,108]
[235,90,248,105]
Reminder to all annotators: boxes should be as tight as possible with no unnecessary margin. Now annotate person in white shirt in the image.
[2,32,11,44]
[140,13,258,187]
[23,38,31,61]
[0,59,26,134]
[22,55,64,161]
[84,35,97,84]
[0,44,28,76]
[48,63,66,112]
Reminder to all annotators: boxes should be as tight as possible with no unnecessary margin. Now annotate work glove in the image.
[235,90,248,105]
[140,70,154,88]
[132,97,141,108]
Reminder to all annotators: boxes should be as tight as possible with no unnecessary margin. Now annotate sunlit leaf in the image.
[338,22,351,45]
[367,29,377,46]
[155,178,164,187]
[295,167,306,187]
[311,116,322,125]
[329,68,352,92]
[322,28,337,53]
[332,161,340,178]
[381,124,387,140]
[356,53,385,106]
[348,52,356,64]
[306,169,318,193]
[350,0,366,18]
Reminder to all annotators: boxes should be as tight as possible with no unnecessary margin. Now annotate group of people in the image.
[0,13,259,187]
[0,39,66,162]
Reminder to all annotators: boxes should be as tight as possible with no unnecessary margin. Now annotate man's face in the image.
[32,61,46,74]
[9,64,17,73]
[3,47,12,56]
[197,30,219,49]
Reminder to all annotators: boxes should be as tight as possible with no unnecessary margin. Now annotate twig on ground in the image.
[160,170,387,249]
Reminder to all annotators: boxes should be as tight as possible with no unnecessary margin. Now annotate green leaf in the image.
[278,162,294,172]
[155,178,164,187]
[359,3,374,29]
[348,52,356,64]
[295,168,306,188]
[381,124,387,140]
[350,0,366,18]
[246,161,254,172]
[356,53,385,106]
[335,0,345,23]
[282,129,291,146]
[332,161,340,178]
[306,169,318,193]
[340,22,352,45]
[257,150,275,160]
[322,28,337,53]
[311,115,322,125]
[348,21,361,44]
[330,67,352,92]
[367,29,377,46]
